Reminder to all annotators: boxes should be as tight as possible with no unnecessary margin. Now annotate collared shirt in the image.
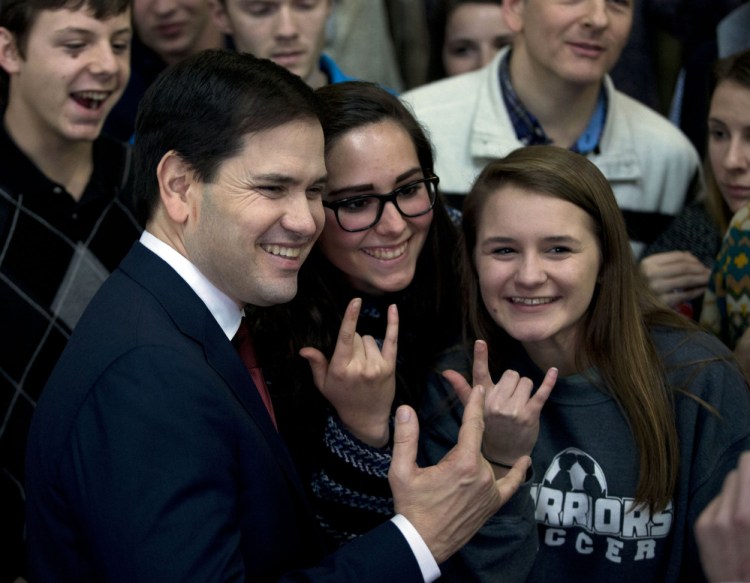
[140,230,242,340]
[139,230,440,582]
[498,50,607,155]
[319,52,356,84]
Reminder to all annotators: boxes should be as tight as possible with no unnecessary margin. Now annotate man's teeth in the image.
[363,241,407,260]
[511,297,554,305]
[72,91,108,109]
[77,91,107,101]
[262,244,301,258]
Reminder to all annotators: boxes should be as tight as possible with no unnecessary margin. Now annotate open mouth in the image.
[362,240,408,260]
[509,297,556,305]
[261,244,302,259]
[71,91,110,110]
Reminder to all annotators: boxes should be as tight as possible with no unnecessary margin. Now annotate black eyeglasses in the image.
[323,176,439,233]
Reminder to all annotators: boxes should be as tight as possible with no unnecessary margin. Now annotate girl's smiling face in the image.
[475,185,601,370]
[318,120,433,296]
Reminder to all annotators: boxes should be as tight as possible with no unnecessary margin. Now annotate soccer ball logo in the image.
[542,447,607,499]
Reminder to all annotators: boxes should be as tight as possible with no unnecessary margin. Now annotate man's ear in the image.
[0,27,22,75]
[502,0,526,34]
[207,0,234,36]
[156,151,197,225]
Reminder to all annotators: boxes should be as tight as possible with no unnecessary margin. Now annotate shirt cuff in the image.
[390,514,441,582]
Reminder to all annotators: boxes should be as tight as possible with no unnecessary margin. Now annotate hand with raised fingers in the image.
[443,340,557,473]
[389,385,530,564]
[695,451,750,582]
[639,251,710,308]
[300,298,398,447]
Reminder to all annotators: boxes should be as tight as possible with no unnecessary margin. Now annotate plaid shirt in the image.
[499,50,607,155]
[0,127,141,579]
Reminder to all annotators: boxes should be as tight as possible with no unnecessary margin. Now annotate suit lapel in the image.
[118,243,309,497]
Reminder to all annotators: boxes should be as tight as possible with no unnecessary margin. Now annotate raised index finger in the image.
[472,340,494,389]
[333,298,362,362]
[454,385,486,455]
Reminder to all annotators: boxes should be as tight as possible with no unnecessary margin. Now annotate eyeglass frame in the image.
[322,175,440,233]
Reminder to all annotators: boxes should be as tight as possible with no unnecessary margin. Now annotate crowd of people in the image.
[1,0,749,582]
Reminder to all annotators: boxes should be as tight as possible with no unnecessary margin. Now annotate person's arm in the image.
[695,451,750,582]
[419,352,539,583]
[311,414,395,544]
[300,389,531,583]
[301,298,399,544]
[299,300,535,576]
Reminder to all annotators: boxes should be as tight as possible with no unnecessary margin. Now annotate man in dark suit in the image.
[25,50,529,581]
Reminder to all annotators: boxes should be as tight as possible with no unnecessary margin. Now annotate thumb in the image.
[389,405,419,481]
[299,347,329,391]
[495,455,531,504]
[442,369,473,407]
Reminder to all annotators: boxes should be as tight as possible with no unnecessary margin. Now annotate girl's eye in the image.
[340,197,377,213]
[491,247,515,255]
[447,43,475,58]
[708,127,728,141]
[548,246,572,255]
[396,184,421,199]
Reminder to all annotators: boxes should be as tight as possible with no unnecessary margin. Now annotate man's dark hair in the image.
[133,49,322,226]
[0,0,130,105]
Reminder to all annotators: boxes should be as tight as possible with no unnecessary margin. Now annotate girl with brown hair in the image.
[425,145,750,582]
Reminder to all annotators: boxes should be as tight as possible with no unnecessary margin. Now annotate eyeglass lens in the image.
[336,180,435,231]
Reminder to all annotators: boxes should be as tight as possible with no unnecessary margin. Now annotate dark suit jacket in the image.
[25,242,423,582]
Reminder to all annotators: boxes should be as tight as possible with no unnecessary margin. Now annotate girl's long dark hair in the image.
[250,82,461,472]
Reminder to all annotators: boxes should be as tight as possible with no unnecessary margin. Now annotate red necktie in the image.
[232,319,277,429]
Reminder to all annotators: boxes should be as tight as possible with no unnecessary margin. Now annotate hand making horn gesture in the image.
[442,339,557,473]
[300,298,398,447]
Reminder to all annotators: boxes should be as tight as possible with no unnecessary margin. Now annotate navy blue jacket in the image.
[25,242,422,582]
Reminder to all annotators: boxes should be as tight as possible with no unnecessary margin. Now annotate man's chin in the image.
[246,285,298,308]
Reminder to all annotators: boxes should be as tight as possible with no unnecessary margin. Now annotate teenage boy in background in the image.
[0,1,140,579]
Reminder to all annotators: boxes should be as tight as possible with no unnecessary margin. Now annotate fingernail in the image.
[396,407,411,423]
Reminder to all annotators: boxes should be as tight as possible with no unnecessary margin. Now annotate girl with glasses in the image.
[250,82,541,575]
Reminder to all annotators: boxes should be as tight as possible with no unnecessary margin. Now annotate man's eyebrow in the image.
[251,173,297,184]
[251,173,328,185]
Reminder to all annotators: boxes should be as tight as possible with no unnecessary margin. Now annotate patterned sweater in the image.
[0,127,141,580]
[701,203,750,348]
